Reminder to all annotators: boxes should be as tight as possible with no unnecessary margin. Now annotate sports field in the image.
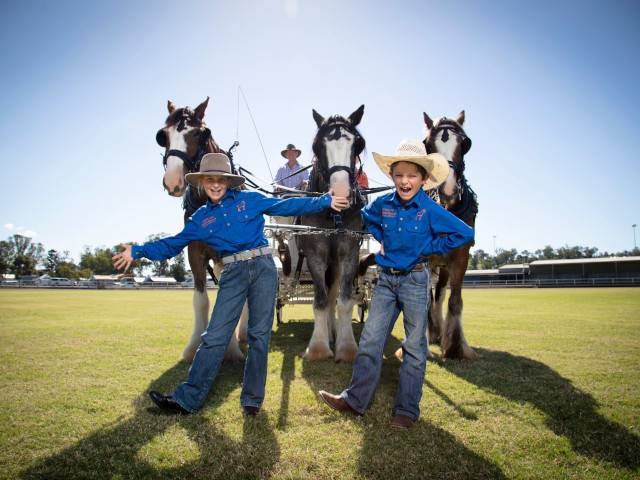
[1,288,638,479]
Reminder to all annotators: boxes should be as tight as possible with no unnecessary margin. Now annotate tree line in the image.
[2,234,639,279]
[0,234,187,282]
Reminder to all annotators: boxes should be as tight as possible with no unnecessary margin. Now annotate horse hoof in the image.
[335,345,358,363]
[182,348,197,364]
[302,345,334,361]
[224,349,245,363]
[442,344,477,360]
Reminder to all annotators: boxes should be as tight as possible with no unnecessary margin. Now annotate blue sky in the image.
[1,0,639,261]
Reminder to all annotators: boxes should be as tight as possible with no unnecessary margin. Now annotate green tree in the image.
[8,235,44,276]
[0,240,12,274]
[169,251,187,282]
[145,233,171,277]
[79,247,117,275]
[45,249,61,275]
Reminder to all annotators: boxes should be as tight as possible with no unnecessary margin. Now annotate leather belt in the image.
[381,262,428,276]
[222,247,272,265]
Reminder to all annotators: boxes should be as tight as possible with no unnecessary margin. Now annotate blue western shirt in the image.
[362,189,474,271]
[131,189,331,260]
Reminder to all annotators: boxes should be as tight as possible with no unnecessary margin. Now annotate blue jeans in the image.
[173,255,278,413]
[341,268,430,421]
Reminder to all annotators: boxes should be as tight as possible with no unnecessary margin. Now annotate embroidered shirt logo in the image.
[382,208,397,218]
[416,208,426,221]
[201,216,216,228]
[236,200,246,213]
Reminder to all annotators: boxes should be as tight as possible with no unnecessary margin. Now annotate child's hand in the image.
[328,188,349,211]
[112,244,133,272]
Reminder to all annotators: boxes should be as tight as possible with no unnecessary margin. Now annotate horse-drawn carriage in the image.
[264,222,377,325]
[155,97,478,362]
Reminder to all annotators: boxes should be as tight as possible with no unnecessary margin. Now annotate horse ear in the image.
[423,112,434,129]
[312,109,325,128]
[167,101,176,114]
[455,110,466,126]
[348,105,365,126]
[195,97,210,121]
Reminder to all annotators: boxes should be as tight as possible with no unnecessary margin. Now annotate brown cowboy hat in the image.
[185,153,245,188]
[281,143,301,158]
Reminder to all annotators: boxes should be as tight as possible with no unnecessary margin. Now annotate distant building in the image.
[529,256,640,280]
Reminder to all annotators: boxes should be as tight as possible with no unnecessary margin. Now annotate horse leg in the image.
[327,273,339,345]
[441,251,476,360]
[183,249,211,363]
[332,243,358,363]
[430,266,449,346]
[302,251,334,361]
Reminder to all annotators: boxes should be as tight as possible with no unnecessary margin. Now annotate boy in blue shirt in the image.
[113,153,348,416]
[319,139,474,429]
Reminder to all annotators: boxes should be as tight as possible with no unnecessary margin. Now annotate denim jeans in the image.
[173,254,278,413]
[341,268,430,421]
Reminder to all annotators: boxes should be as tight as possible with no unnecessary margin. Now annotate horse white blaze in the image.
[435,131,458,197]
[325,130,354,196]
[162,125,195,196]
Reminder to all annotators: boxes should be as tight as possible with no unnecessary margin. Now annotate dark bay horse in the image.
[156,97,246,362]
[423,110,478,359]
[296,105,366,362]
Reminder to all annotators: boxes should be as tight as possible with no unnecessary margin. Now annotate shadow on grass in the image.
[20,361,279,479]
[273,320,505,479]
[440,348,640,471]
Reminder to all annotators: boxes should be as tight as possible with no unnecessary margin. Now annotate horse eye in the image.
[156,129,167,147]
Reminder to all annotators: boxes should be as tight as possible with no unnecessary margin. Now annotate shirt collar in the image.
[207,188,237,208]
[388,188,425,208]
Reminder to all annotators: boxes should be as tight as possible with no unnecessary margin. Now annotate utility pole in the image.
[633,224,637,250]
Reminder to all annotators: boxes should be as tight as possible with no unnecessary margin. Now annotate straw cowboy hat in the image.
[372,139,449,190]
[185,153,245,188]
[281,143,301,159]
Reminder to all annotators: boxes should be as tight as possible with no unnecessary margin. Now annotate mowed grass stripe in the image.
[0,288,638,479]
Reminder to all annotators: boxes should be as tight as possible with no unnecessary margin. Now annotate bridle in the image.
[311,120,367,228]
[424,118,472,202]
[157,108,212,173]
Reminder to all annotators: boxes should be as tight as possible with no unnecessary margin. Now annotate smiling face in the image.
[391,161,427,202]
[200,175,230,203]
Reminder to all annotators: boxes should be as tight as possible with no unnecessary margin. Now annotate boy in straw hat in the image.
[318,139,474,429]
[113,153,348,416]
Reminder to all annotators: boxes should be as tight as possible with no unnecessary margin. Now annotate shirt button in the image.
[399,217,403,221]
[209,229,212,233]
[245,215,248,219]
[223,213,227,217]
[398,227,402,231]
[227,223,231,226]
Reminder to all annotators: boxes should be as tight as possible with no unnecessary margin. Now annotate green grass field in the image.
[0,288,639,479]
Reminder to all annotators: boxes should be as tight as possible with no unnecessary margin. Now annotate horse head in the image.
[156,97,220,197]
[423,110,472,207]
[310,105,365,201]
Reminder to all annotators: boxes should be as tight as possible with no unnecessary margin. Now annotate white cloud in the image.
[3,224,37,237]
